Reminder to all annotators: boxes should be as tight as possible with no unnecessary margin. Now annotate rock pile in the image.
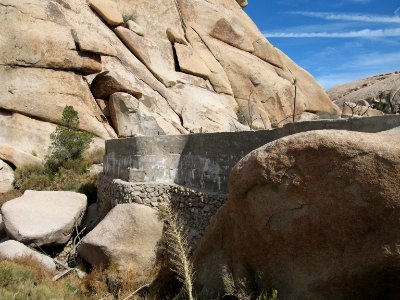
[328,72,400,117]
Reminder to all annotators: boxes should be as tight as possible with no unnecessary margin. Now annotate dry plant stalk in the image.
[162,205,195,300]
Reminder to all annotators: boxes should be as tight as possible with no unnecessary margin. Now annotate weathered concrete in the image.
[104,115,400,193]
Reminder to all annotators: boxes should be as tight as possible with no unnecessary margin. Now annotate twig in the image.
[121,284,150,300]
[52,268,74,281]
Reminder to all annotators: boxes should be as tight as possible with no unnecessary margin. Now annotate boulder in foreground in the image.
[0,240,56,272]
[78,203,163,282]
[1,191,87,246]
[194,127,400,299]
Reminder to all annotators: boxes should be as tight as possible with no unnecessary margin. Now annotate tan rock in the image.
[198,33,299,127]
[194,127,400,299]
[341,102,384,118]
[0,66,116,139]
[126,20,145,36]
[2,190,87,246]
[71,28,117,56]
[96,99,111,117]
[0,5,101,75]
[89,0,123,27]
[236,0,248,8]
[0,240,56,272]
[91,71,143,99]
[175,44,211,79]
[277,49,340,118]
[167,84,245,132]
[185,27,233,95]
[78,203,163,280]
[114,27,177,87]
[109,92,164,137]
[116,0,185,40]
[176,0,260,53]
[0,159,14,194]
[166,28,188,45]
[252,39,283,68]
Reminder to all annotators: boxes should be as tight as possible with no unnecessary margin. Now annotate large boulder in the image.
[1,191,87,246]
[78,203,163,280]
[0,240,57,272]
[0,159,14,194]
[193,127,400,299]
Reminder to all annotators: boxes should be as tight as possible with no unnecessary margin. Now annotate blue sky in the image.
[244,0,400,89]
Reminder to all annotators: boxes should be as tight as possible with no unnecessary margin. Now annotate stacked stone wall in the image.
[98,175,227,249]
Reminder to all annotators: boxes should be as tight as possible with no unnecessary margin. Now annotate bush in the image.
[45,106,93,173]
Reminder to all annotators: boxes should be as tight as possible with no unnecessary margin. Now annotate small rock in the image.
[0,240,56,272]
[89,0,124,27]
[166,28,188,45]
[126,20,145,36]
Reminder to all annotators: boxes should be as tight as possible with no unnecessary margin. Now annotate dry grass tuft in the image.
[161,205,195,300]
[0,257,81,299]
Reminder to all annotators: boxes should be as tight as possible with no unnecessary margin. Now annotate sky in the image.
[244,0,400,90]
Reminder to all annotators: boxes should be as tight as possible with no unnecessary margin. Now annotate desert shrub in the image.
[45,105,93,173]
[10,106,100,201]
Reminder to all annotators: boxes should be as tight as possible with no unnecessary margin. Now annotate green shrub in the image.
[45,106,93,173]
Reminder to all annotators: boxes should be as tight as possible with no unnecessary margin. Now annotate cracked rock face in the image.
[193,127,400,299]
[1,0,338,158]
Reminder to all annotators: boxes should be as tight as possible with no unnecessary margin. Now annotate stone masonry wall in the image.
[98,175,227,250]
[99,115,400,249]
[104,115,400,193]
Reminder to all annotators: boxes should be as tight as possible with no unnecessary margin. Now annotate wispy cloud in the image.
[314,51,400,89]
[265,28,400,38]
[289,11,400,23]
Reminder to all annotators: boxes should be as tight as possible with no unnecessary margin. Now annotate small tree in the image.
[45,106,93,173]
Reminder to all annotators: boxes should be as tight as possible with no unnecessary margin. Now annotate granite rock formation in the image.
[0,0,338,171]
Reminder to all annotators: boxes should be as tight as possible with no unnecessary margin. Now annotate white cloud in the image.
[265,28,400,38]
[289,11,400,23]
